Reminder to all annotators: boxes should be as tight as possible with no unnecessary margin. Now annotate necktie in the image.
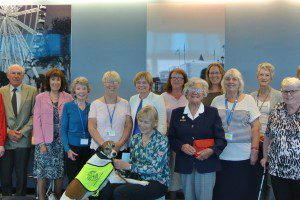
[12,88,18,117]
[133,99,143,136]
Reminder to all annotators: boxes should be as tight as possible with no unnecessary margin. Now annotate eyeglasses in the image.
[171,77,184,81]
[209,72,221,75]
[281,90,300,95]
[188,88,202,93]
[105,81,119,85]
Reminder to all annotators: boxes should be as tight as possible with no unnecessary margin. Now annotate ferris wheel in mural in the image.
[0,5,47,71]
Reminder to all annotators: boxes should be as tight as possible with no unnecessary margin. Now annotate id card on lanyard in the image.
[77,102,89,145]
[105,97,117,137]
[224,94,239,141]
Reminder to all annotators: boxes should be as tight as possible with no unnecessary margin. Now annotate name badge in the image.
[225,132,233,141]
[106,130,116,137]
[80,138,89,145]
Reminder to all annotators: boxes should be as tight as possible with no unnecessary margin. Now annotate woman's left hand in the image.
[196,148,214,161]
[250,149,258,165]
[113,159,131,170]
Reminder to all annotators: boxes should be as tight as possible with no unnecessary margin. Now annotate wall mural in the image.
[0,5,71,90]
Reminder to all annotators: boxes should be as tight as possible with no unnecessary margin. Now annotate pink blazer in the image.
[33,91,73,144]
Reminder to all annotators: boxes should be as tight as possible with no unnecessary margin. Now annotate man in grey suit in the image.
[0,64,37,196]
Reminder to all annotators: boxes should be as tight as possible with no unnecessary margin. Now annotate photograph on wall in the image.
[147,2,225,93]
[0,5,71,90]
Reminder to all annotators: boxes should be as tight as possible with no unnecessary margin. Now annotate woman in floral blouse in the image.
[261,77,300,200]
[112,105,169,200]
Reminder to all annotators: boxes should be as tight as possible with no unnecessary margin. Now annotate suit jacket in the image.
[0,93,7,146]
[250,87,282,110]
[129,92,167,135]
[168,106,227,174]
[33,91,73,145]
[0,84,37,149]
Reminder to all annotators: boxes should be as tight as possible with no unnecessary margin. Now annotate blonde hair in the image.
[70,76,91,95]
[102,71,121,84]
[133,71,153,87]
[137,105,158,129]
[257,62,275,79]
[281,77,300,90]
[221,68,244,93]
[183,77,209,97]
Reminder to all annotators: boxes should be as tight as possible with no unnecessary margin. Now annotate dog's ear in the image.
[96,145,103,153]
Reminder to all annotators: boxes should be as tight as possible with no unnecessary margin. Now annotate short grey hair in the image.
[102,71,121,84]
[6,64,25,74]
[281,77,300,90]
[257,62,275,79]
[70,76,91,96]
[183,77,209,98]
[221,68,244,93]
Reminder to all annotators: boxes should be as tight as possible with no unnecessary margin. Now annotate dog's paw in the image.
[140,181,150,186]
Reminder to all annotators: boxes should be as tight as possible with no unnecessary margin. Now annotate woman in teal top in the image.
[61,77,92,183]
[102,105,169,200]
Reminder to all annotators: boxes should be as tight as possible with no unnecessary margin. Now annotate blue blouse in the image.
[61,101,91,152]
[130,130,170,186]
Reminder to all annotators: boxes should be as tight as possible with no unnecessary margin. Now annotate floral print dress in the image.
[33,102,64,179]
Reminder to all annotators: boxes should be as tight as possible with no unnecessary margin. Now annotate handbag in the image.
[193,139,215,157]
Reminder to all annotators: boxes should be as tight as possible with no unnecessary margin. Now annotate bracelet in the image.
[251,146,259,151]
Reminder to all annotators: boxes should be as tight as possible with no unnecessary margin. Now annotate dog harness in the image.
[76,162,114,192]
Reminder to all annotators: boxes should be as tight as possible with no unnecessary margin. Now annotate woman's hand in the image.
[196,148,214,161]
[114,142,121,152]
[181,144,196,156]
[0,146,5,157]
[40,144,47,154]
[67,150,78,161]
[260,157,268,169]
[250,149,258,165]
[113,159,131,170]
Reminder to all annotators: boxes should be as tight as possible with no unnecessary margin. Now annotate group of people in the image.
[0,63,299,200]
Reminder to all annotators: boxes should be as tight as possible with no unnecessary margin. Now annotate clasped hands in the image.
[181,144,213,161]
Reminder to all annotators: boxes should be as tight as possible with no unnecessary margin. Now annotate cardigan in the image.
[129,92,167,135]
[250,87,282,110]
[168,106,227,174]
[60,101,91,152]
[33,91,73,144]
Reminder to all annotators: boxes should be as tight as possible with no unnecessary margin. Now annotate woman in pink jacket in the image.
[33,69,72,200]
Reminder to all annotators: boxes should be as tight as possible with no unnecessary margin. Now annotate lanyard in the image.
[225,94,239,127]
[76,101,87,138]
[104,97,117,129]
[256,90,270,111]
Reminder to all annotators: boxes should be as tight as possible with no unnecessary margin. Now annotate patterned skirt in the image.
[33,136,64,179]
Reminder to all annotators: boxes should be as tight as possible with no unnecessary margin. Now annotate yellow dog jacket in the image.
[76,162,114,192]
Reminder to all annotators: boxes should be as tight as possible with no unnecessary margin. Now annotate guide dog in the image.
[60,141,149,200]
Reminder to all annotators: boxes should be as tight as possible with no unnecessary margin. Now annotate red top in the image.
[0,93,7,146]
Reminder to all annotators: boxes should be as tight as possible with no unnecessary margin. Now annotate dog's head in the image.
[96,141,117,159]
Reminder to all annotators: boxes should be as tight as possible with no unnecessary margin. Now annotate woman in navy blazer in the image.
[168,77,227,200]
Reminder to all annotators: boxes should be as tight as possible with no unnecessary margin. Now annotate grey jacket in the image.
[250,87,282,111]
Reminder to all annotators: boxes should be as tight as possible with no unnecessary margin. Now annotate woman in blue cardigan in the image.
[61,77,92,183]
[168,77,227,200]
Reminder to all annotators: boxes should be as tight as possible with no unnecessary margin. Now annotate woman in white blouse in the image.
[88,71,132,154]
[129,71,166,136]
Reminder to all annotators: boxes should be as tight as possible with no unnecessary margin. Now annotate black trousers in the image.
[65,145,92,183]
[0,147,31,196]
[98,181,167,200]
[271,175,300,200]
